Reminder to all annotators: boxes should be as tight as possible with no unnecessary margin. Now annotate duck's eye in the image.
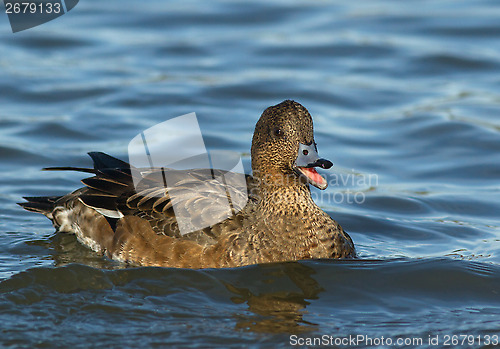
[273,128,284,137]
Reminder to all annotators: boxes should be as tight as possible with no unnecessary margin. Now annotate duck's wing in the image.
[127,168,254,238]
[46,152,256,242]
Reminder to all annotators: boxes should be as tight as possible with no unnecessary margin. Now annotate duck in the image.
[19,100,356,268]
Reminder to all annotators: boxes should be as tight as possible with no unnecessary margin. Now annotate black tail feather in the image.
[18,196,62,215]
[43,167,97,174]
[42,152,131,175]
[88,152,131,171]
[20,152,133,217]
[81,177,130,195]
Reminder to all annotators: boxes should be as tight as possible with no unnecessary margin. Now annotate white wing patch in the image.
[78,198,124,219]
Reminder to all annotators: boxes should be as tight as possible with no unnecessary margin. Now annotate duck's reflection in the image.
[223,262,324,333]
[27,233,119,269]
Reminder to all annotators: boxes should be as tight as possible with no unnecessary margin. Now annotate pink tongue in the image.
[300,167,326,186]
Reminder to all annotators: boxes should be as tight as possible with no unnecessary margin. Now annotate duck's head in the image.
[251,100,333,190]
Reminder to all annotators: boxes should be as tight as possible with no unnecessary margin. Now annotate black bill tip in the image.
[309,158,333,169]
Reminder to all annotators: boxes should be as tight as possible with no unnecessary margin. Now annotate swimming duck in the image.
[19,100,355,268]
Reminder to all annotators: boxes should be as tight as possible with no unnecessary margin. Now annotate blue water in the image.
[1,0,500,347]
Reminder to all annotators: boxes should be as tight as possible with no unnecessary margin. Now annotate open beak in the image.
[293,142,333,190]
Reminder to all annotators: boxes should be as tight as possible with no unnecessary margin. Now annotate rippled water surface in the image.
[1,0,500,348]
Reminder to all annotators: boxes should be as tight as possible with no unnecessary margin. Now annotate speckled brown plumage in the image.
[19,100,355,268]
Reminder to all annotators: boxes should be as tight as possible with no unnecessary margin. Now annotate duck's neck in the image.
[255,181,321,218]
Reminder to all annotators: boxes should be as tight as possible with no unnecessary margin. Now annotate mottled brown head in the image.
[251,100,332,189]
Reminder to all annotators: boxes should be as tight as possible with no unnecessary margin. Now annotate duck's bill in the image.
[295,166,329,190]
[294,142,333,190]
